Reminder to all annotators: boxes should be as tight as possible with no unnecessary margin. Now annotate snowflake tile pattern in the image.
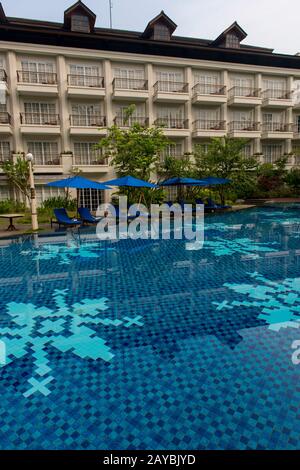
[0,289,143,397]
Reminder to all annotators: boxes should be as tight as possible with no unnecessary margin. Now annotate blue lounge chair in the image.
[78,207,102,225]
[207,198,231,209]
[52,208,81,229]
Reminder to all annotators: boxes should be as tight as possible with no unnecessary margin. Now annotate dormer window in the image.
[153,23,171,41]
[141,11,177,41]
[225,33,240,49]
[212,22,247,49]
[71,14,90,33]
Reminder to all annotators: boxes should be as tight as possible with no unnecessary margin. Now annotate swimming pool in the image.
[1,204,300,449]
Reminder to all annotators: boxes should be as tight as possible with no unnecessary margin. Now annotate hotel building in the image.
[0,1,300,208]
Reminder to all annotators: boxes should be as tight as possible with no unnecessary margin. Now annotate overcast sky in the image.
[1,0,299,55]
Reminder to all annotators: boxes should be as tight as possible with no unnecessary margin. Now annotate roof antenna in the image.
[109,0,113,28]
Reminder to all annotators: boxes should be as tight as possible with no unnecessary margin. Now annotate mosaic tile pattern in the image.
[0,204,300,449]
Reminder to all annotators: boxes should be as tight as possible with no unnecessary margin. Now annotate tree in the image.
[257,157,288,193]
[96,105,170,204]
[285,168,300,193]
[193,137,258,204]
[2,155,30,203]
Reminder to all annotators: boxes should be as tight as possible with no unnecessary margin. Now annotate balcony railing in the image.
[113,116,148,127]
[228,86,261,98]
[154,81,189,93]
[20,113,60,125]
[34,156,61,166]
[70,114,106,127]
[262,89,292,100]
[74,155,108,166]
[229,121,260,131]
[17,70,57,85]
[0,69,7,82]
[113,78,148,91]
[192,83,226,96]
[67,74,104,88]
[0,112,11,124]
[154,117,189,129]
[262,122,292,132]
[193,119,226,131]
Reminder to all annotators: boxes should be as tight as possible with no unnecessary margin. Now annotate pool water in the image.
[1,204,300,449]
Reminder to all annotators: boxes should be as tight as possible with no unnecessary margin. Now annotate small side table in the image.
[0,213,24,231]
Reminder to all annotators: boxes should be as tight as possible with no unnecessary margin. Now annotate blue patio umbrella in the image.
[104,175,157,188]
[201,177,231,185]
[46,175,109,190]
[160,177,208,186]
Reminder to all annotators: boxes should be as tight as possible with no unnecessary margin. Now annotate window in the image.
[69,64,100,86]
[0,141,10,161]
[241,144,252,158]
[79,188,104,211]
[153,23,170,41]
[160,143,183,162]
[263,78,286,98]
[71,14,90,33]
[294,115,300,133]
[74,142,104,165]
[225,33,240,48]
[24,102,57,125]
[71,104,103,126]
[21,60,55,84]
[157,106,184,128]
[113,67,145,90]
[197,108,220,129]
[262,144,283,163]
[262,112,284,131]
[27,142,59,165]
[0,186,10,201]
[35,186,65,207]
[194,73,220,94]
[156,70,184,92]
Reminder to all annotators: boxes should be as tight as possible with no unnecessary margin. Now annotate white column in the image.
[6,51,22,152]
[146,63,154,125]
[185,66,193,154]
[103,59,114,126]
[57,55,70,161]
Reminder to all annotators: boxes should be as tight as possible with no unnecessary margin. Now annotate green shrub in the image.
[0,199,26,214]
[38,196,77,217]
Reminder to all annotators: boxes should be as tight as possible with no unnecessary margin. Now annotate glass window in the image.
[79,188,104,211]
[69,64,100,86]
[153,23,170,40]
[74,142,104,165]
[225,33,240,48]
[27,142,59,165]
[0,186,10,201]
[71,14,90,33]
[262,144,283,163]
[0,141,10,161]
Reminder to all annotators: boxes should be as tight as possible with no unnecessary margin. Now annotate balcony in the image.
[153,81,189,103]
[192,83,227,105]
[192,119,226,138]
[228,121,261,138]
[112,78,148,101]
[262,89,293,108]
[0,69,8,94]
[113,116,148,127]
[33,155,64,174]
[67,74,105,98]
[17,71,58,96]
[0,112,12,134]
[20,113,60,134]
[228,86,261,106]
[69,114,107,136]
[73,155,109,173]
[154,117,190,137]
[261,122,293,139]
